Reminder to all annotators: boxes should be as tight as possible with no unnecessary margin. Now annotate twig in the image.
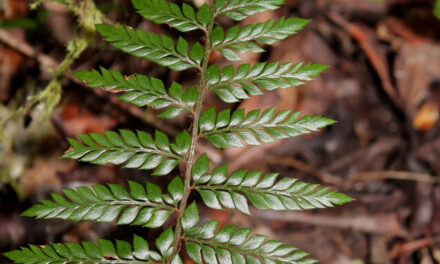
[0,30,57,71]
[328,12,402,108]
[267,155,438,185]
[253,210,409,238]
[348,171,439,184]
[322,137,401,172]
[389,236,440,258]
[266,155,343,185]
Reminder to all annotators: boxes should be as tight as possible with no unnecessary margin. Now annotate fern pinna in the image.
[5,0,353,263]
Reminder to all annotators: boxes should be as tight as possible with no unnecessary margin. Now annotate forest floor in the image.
[1,0,440,263]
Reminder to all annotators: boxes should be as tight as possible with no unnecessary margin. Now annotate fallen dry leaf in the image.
[394,43,440,115]
[58,101,117,135]
[413,102,439,131]
[20,155,76,197]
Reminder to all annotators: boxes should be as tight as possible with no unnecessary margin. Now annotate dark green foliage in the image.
[191,156,353,214]
[96,24,203,71]
[182,205,316,264]
[185,223,317,264]
[212,17,309,61]
[5,0,353,263]
[182,202,200,230]
[215,0,285,21]
[22,178,184,227]
[4,235,164,264]
[75,68,198,118]
[206,62,327,102]
[62,129,190,175]
[199,108,335,148]
[132,0,205,32]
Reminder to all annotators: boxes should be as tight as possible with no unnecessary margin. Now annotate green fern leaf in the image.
[182,202,200,231]
[191,160,353,213]
[212,17,309,61]
[62,129,190,176]
[184,219,317,264]
[22,178,183,227]
[156,227,176,259]
[199,108,335,148]
[171,254,184,264]
[215,0,285,21]
[206,62,327,102]
[132,0,206,32]
[3,235,163,264]
[74,68,198,118]
[96,24,203,71]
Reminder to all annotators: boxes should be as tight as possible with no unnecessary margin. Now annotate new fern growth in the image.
[5,0,353,263]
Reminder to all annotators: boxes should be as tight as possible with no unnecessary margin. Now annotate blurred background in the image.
[1,0,440,263]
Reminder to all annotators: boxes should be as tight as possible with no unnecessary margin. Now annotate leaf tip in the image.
[331,192,355,205]
[95,23,113,36]
[21,208,35,217]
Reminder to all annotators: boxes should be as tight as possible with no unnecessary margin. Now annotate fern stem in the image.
[170,4,216,263]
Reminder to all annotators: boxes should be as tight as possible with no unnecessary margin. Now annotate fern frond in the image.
[185,223,316,264]
[212,18,309,61]
[63,130,191,176]
[191,154,353,214]
[3,235,163,264]
[5,2,354,264]
[74,68,198,118]
[96,24,204,71]
[132,0,208,32]
[215,0,285,21]
[198,108,335,148]
[181,204,316,264]
[206,62,327,102]
[22,178,184,227]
